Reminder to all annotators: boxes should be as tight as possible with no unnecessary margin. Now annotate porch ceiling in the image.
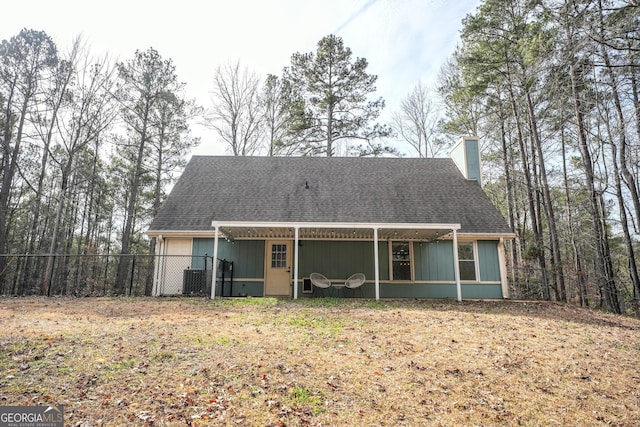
[217,225,454,241]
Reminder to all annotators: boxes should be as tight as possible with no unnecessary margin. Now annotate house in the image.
[147,136,515,300]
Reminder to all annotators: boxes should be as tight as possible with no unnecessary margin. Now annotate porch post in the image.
[210,225,220,300]
[373,227,380,301]
[453,228,462,302]
[293,226,299,300]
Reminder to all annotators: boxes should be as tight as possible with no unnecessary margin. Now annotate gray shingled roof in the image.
[148,156,513,234]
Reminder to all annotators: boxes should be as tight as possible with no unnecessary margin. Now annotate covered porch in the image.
[210,221,466,301]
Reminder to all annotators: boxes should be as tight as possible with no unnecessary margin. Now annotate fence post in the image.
[47,254,56,297]
[129,255,135,296]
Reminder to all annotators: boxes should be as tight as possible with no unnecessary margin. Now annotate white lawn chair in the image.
[345,273,366,298]
[344,273,366,296]
[310,273,331,297]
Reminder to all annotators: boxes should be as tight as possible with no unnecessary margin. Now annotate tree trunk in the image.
[610,140,640,312]
[525,92,566,301]
[498,102,519,271]
[115,107,150,294]
[597,22,640,311]
[561,127,588,306]
[0,86,31,292]
[24,69,71,291]
[567,57,620,313]
[505,78,548,299]
[42,160,72,295]
[326,102,333,157]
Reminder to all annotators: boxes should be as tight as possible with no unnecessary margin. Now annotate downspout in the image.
[373,227,380,301]
[498,237,510,299]
[211,226,220,300]
[453,229,462,302]
[294,227,299,300]
[153,234,164,296]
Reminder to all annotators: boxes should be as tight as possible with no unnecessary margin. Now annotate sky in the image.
[2,0,480,156]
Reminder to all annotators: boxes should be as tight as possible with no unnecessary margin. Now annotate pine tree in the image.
[282,35,390,156]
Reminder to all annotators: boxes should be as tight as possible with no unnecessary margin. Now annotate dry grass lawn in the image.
[0,297,639,426]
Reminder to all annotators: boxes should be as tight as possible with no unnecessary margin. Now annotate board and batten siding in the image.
[464,139,481,184]
[414,240,455,281]
[450,137,482,186]
[477,240,502,282]
[192,239,265,296]
[298,240,389,281]
[192,239,264,279]
[182,237,504,299]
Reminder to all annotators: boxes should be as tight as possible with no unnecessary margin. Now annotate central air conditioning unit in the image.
[183,269,207,294]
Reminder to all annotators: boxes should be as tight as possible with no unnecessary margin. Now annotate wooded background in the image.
[1,0,638,315]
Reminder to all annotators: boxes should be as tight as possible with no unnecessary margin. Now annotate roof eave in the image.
[211,220,462,230]
[146,230,216,238]
[456,232,517,240]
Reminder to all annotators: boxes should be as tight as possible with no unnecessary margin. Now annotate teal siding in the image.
[299,240,388,280]
[461,284,503,299]
[295,282,502,299]
[381,283,456,298]
[477,240,501,282]
[379,242,389,280]
[414,241,455,281]
[192,239,265,279]
[189,238,504,299]
[465,139,481,184]
[191,239,211,269]
[299,240,389,280]
[380,283,502,299]
[215,281,263,297]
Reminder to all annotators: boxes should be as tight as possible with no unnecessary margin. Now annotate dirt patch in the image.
[1,297,639,426]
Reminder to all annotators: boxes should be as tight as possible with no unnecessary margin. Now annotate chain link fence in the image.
[508,266,546,300]
[0,254,219,297]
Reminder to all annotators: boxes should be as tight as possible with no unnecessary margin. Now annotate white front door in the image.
[265,240,292,296]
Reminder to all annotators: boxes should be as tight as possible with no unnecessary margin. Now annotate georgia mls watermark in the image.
[0,406,64,427]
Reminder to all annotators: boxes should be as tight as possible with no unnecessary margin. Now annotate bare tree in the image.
[41,44,117,296]
[558,0,620,313]
[206,61,263,156]
[113,48,182,293]
[437,54,482,137]
[261,74,297,156]
[24,37,76,294]
[392,82,443,157]
[145,90,201,294]
[0,29,58,292]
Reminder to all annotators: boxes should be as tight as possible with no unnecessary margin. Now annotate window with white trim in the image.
[392,241,412,280]
[271,244,287,268]
[458,242,477,281]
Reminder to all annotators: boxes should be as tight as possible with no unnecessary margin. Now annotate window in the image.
[271,244,287,268]
[458,242,477,281]
[392,241,411,280]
